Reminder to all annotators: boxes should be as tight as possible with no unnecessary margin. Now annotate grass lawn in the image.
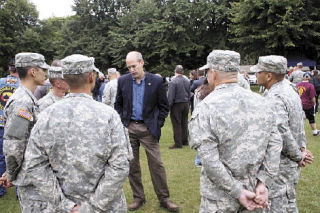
[0,87,319,212]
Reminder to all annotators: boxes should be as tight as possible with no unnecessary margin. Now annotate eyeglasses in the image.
[127,63,139,70]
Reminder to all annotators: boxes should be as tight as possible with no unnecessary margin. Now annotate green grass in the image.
[250,85,260,93]
[0,103,319,213]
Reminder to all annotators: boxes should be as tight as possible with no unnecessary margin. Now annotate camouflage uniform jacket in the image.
[237,73,250,90]
[189,83,282,200]
[38,90,63,112]
[3,85,39,183]
[102,79,118,108]
[20,93,132,213]
[263,80,305,198]
[289,70,304,85]
[263,80,306,149]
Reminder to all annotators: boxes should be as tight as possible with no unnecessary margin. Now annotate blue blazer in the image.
[115,72,169,140]
[190,76,206,93]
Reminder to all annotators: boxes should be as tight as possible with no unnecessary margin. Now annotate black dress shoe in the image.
[169,145,182,149]
[128,199,145,211]
[160,200,179,212]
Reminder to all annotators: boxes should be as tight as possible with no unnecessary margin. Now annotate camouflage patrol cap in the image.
[15,52,50,69]
[251,55,287,74]
[200,50,240,72]
[61,54,101,75]
[48,66,63,79]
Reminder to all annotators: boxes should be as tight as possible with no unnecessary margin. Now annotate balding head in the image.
[126,51,143,63]
[126,51,145,81]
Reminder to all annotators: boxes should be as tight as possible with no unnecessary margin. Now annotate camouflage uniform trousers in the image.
[200,196,265,213]
[286,167,300,213]
[18,185,54,213]
[18,186,127,213]
[267,167,300,213]
[78,191,127,213]
[265,195,288,213]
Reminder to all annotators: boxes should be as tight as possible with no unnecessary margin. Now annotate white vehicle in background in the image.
[248,72,257,85]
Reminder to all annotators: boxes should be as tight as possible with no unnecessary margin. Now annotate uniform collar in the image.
[20,85,37,104]
[214,82,238,91]
[65,93,93,100]
[48,90,63,101]
[268,80,284,91]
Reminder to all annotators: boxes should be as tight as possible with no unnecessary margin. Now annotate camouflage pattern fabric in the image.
[289,70,304,85]
[200,196,264,213]
[3,85,39,183]
[61,54,100,75]
[102,79,118,108]
[15,52,49,69]
[48,66,63,79]
[189,83,282,212]
[237,73,250,90]
[263,79,306,212]
[19,93,132,213]
[203,50,241,72]
[251,55,287,75]
[38,91,63,112]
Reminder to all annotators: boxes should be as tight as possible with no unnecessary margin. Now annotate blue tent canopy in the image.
[287,58,316,67]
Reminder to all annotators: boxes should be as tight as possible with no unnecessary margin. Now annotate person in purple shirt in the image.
[297,72,320,136]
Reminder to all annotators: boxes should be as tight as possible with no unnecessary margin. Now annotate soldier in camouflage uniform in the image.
[0,58,20,197]
[0,53,49,190]
[237,72,250,90]
[288,62,304,85]
[102,68,119,108]
[18,54,132,213]
[189,50,283,213]
[38,63,69,112]
[253,56,313,213]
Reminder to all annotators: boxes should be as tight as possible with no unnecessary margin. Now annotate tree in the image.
[108,0,232,76]
[58,0,133,73]
[302,0,320,65]
[228,0,317,64]
[0,0,38,76]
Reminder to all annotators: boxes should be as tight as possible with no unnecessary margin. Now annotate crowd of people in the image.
[0,49,317,213]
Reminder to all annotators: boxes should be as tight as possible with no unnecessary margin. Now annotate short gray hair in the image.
[136,52,143,62]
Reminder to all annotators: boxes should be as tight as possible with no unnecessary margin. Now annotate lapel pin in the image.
[148,83,151,86]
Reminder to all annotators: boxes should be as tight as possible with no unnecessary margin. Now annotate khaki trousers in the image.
[128,121,170,202]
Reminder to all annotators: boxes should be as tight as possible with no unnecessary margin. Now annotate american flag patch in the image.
[17,108,32,121]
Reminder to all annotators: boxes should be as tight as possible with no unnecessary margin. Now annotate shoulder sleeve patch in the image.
[17,108,32,121]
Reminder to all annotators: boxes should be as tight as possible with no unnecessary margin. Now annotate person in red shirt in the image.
[297,72,320,136]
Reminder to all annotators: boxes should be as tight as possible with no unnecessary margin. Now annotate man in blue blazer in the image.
[115,51,179,212]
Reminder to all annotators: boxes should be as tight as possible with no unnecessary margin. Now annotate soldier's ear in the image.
[267,72,272,81]
[29,68,36,77]
[88,71,95,83]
